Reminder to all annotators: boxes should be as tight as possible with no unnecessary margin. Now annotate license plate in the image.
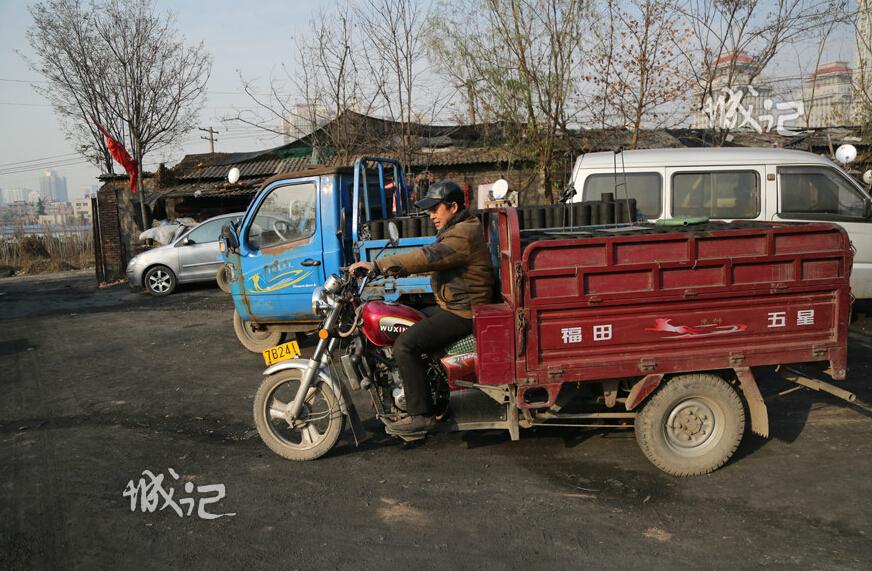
[262,339,301,366]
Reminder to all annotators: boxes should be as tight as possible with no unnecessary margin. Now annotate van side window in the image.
[672,171,759,219]
[248,182,317,249]
[583,172,662,218]
[778,166,867,219]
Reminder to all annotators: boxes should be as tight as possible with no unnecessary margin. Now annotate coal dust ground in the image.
[2,271,871,569]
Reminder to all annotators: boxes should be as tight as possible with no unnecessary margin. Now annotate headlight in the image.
[311,286,328,314]
[324,273,342,293]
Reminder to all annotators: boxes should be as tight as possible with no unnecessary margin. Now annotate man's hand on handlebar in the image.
[348,261,375,277]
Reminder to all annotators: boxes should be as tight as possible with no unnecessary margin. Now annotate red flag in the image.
[91,117,139,193]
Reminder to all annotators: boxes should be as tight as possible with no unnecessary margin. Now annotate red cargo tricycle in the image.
[253,210,856,476]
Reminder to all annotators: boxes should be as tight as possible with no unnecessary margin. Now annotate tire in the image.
[233,309,286,353]
[216,265,231,294]
[143,265,177,296]
[253,369,345,461]
[635,373,745,477]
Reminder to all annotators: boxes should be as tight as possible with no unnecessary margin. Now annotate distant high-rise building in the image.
[39,170,69,203]
[0,185,4,206]
[6,187,31,203]
[72,196,93,224]
[803,61,855,128]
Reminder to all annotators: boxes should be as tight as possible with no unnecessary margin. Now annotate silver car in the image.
[126,212,243,296]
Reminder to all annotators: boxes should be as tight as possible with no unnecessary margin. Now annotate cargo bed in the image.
[478,209,852,388]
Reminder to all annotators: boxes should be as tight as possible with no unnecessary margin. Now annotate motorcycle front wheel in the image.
[253,370,345,461]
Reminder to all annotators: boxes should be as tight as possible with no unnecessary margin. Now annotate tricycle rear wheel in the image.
[635,373,745,477]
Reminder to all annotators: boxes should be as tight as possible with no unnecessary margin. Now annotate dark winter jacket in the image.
[375,210,494,318]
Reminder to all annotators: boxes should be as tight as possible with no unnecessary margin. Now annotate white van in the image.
[570,148,872,298]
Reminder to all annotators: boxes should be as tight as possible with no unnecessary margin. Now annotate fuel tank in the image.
[361,301,425,346]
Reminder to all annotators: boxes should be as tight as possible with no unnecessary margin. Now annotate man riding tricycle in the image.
[252,187,856,476]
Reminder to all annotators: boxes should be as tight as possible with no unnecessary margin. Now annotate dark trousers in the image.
[393,306,472,416]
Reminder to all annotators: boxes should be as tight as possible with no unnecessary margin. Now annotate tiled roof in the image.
[339,147,519,168]
[715,53,753,66]
[146,179,266,203]
[815,65,852,76]
[174,157,311,181]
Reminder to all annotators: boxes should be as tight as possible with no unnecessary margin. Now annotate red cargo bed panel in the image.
[526,291,847,382]
[522,223,850,308]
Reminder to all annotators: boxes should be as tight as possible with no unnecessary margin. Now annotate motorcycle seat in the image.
[445,334,476,355]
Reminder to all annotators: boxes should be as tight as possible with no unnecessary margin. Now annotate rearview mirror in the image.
[221,223,239,252]
[337,208,347,239]
[387,221,400,245]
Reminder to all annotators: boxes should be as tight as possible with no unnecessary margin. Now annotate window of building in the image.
[583,172,662,218]
[672,170,760,219]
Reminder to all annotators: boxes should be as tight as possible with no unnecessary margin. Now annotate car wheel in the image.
[143,265,177,296]
[233,309,286,353]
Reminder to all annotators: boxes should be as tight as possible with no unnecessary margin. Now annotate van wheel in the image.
[233,309,286,353]
[635,373,745,477]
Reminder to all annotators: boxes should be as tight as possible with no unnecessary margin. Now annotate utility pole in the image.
[198,126,218,153]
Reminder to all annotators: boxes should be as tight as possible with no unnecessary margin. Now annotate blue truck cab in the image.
[220,157,436,352]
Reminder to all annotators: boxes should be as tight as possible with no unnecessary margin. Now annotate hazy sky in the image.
[0,0,333,200]
[0,0,860,201]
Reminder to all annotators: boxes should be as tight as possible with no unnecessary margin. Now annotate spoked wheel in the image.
[253,369,345,461]
[144,265,176,296]
[233,309,286,353]
[635,373,745,477]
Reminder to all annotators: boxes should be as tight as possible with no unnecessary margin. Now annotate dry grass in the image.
[0,224,94,275]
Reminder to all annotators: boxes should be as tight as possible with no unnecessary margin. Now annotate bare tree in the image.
[677,0,842,145]
[230,0,443,173]
[795,16,841,131]
[229,4,379,163]
[24,0,121,175]
[590,0,691,148]
[854,2,872,127]
[428,0,591,203]
[356,0,437,174]
[25,0,211,229]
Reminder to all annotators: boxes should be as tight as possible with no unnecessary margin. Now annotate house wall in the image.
[94,187,125,282]
[413,163,542,207]
[94,180,154,283]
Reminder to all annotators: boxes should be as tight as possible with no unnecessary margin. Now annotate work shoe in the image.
[386,414,436,435]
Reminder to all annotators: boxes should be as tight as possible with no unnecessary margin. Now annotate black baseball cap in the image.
[415,180,464,210]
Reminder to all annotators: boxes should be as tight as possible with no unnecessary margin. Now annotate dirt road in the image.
[2,271,871,569]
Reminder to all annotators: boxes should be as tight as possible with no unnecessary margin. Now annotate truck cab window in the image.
[583,172,662,218]
[248,182,317,249]
[779,166,867,219]
[672,171,759,219]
